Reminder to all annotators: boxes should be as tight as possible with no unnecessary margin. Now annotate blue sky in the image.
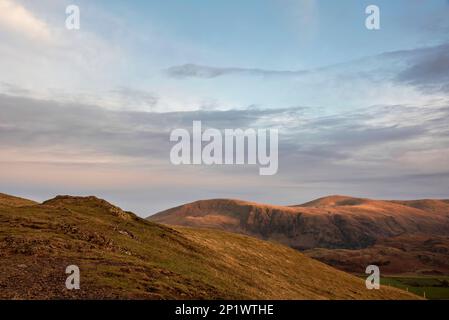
[100,0,448,67]
[1,0,449,214]
[2,0,449,111]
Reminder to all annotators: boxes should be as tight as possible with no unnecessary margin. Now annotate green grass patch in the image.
[381,276,449,300]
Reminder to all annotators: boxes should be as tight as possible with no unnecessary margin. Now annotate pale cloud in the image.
[0,1,127,109]
[0,0,52,42]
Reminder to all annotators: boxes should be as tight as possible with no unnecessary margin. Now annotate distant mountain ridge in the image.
[148,196,449,250]
[148,195,449,275]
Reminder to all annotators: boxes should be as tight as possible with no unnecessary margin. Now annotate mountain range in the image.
[149,195,449,275]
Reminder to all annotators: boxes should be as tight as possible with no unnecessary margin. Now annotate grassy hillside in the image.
[0,193,37,207]
[0,194,418,299]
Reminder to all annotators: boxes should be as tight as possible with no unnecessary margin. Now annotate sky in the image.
[1,0,449,215]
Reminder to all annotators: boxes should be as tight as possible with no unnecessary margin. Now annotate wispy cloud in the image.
[166,63,309,79]
[393,43,449,93]
[167,43,449,87]
[164,43,449,112]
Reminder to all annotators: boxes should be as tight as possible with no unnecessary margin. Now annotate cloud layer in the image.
[1,93,448,214]
[167,43,449,97]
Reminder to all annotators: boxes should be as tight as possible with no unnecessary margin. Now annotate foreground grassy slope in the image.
[0,194,418,299]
